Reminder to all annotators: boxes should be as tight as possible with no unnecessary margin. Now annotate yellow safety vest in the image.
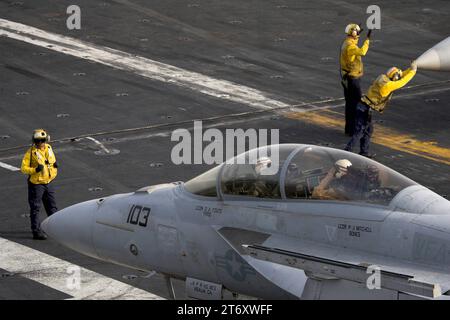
[21,144,58,184]
[362,68,416,113]
[340,37,370,79]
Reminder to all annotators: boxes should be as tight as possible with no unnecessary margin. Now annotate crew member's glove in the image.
[53,162,58,168]
[411,60,418,72]
[35,164,44,173]
[367,29,372,39]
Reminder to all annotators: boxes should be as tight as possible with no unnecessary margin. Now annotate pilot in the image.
[312,159,352,200]
[340,23,371,136]
[365,165,381,190]
[21,129,59,240]
[322,164,391,204]
[252,157,278,198]
[345,61,417,158]
[287,163,300,176]
[285,163,303,198]
[361,164,393,203]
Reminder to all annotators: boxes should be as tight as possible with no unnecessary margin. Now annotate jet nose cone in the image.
[43,200,99,258]
[41,216,50,234]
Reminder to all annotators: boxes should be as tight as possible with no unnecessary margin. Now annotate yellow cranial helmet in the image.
[32,129,49,144]
[345,23,361,36]
[386,67,403,80]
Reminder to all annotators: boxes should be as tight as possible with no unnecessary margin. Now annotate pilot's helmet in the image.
[255,157,272,175]
[334,159,352,178]
[366,165,379,182]
[288,163,298,173]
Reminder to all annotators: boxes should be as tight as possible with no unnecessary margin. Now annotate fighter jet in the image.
[416,36,450,71]
[42,144,450,299]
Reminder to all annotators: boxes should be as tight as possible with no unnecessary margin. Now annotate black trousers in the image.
[345,102,373,155]
[28,182,58,233]
[343,76,362,136]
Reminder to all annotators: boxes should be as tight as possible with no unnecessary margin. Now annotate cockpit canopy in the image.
[184,144,417,206]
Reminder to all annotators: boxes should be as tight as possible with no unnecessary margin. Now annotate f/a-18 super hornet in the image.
[42,144,450,299]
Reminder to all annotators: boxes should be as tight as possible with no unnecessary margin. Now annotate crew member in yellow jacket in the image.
[345,61,417,157]
[21,129,58,240]
[340,23,371,136]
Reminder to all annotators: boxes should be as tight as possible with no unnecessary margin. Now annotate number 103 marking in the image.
[127,205,151,227]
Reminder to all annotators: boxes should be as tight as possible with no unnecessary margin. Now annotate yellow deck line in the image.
[286,110,450,166]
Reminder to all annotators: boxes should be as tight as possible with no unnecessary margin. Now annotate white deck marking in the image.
[0,237,164,300]
[0,161,20,171]
[84,136,111,154]
[0,18,292,111]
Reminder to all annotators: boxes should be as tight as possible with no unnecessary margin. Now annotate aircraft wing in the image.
[215,227,450,299]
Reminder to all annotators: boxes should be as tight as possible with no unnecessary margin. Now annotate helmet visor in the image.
[33,137,46,144]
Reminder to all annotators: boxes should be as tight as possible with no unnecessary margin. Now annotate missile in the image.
[416,36,450,71]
